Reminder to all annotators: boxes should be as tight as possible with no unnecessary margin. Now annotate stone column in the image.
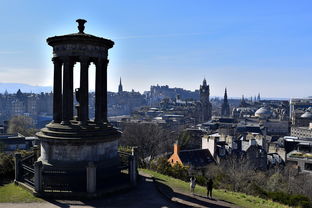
[34,161,43,193]
[86,162,96,193]
[102,59,109,122]
[14,153,21,182]
[52,58,62,123]
[62,57,74,124]
[80,57,90,124]
[33,145,40,160]
[69,61,74,119]
[95,58,104,124]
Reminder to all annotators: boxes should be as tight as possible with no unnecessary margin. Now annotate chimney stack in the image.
[174,141,180,154]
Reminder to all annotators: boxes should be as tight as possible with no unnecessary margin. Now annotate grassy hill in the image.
[142,169,291,208]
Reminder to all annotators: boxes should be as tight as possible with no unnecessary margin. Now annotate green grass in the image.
[0,183,43,203]
[141,169,291,208]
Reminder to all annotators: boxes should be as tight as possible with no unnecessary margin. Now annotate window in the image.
[304,163,312,171]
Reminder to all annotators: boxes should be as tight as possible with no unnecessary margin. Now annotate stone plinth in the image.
[40,139,118,163]
[37,122,120,165]
[36,121,121,193]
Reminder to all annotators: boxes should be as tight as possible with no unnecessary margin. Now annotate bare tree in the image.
[288,172,312,200]
[7,116,37,136]
[120,123,174,160]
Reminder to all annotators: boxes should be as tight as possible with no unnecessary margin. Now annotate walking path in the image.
[153,175,239,208]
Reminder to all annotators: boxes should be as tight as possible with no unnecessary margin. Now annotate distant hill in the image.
[0,83,52,94]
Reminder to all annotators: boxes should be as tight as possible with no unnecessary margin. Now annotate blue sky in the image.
[0,0,311,98]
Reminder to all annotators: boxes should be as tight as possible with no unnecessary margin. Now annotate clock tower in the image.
[199,79,212,122]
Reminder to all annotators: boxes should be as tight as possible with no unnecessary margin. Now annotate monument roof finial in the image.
[76,19,87,33]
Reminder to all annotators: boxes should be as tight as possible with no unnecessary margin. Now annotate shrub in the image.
[0,153,14,182]
[195,175,207,186]
[0,150,34,184]
[170,163,189,181]
[150,157,189,181]
[150,157,172,175]
[252,184,268,198]
[253,186,312,208]
[288,194,311,208]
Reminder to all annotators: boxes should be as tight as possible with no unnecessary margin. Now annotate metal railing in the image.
[18,153,36,188]
[15,149,138,193]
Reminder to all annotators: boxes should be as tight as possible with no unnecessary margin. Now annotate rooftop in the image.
[179,149,215,167]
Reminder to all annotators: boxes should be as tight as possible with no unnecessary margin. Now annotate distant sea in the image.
[0,83,52,94]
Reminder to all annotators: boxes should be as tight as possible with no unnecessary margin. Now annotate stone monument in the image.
[35,19,121,194]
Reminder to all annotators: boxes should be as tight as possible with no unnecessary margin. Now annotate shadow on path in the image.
[43,174,180,208]
[154,179,238,208]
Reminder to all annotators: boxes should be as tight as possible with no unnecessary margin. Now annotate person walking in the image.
[207,178,213,199]
[190,176,196,194]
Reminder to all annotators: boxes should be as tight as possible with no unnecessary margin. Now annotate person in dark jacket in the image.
[206,179,213,198]
[190,176,196,194]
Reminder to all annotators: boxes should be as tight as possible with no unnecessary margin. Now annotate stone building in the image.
[147,84,199,106]
[286,138,312,174]
[244,144,267,170]
[292,108,312,127]
[0,90,53,126]
[26,94,39,116]
[291,125,312,138]
[108,90,146,116]
[202,133,229,163]
[10,98,25,116]
[201,131,268,170]
[290,98,312,122]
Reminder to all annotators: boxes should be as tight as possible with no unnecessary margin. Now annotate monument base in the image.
[35,120,123,194]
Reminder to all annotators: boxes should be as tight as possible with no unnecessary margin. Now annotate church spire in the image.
[118,77,123,93]
[224,88,228,102]
[221,88,230,117]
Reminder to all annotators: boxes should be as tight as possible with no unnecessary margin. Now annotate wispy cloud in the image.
[0,67,51,86]
[114,32,211,40]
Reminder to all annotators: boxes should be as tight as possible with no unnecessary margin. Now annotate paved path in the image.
[0,173,180,208]
[153,177,239,208]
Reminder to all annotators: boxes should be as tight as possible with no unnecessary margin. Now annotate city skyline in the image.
[0,82,292,100]
[0,0,312,98]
